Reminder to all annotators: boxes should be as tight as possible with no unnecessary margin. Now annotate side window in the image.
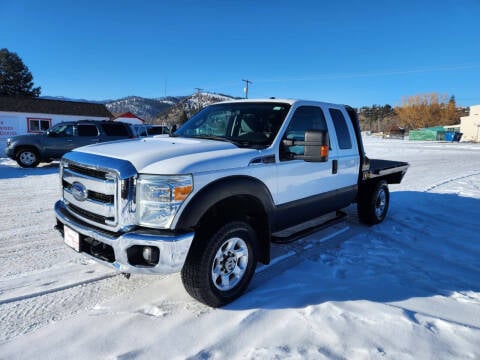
[77,124,99,137]
[281,106,327,160]
[101,123,130,136]
[50,124,74,137]
[329,108,352,149]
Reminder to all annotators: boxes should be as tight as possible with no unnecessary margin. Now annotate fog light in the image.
[142,246,159,265]
[143,246,153,261]
[127,245,159,267]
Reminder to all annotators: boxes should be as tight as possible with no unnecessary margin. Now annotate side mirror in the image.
[303,130,329,162]
[282,130,329,162]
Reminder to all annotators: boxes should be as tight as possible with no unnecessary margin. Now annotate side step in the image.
[271,211,347,244]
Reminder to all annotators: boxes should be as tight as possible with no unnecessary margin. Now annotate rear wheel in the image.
[181,221,257,307]
[16,148,40,168]
[357,180,390,225]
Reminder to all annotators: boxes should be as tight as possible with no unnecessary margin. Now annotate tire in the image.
[181,221,257,307]
[357,180,390,225]
[16,148,40,168]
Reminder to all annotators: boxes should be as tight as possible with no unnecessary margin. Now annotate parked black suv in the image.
[5,120,135,167]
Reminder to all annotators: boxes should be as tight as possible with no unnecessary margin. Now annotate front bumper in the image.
[5,146,14,159]
[54,200,194,274]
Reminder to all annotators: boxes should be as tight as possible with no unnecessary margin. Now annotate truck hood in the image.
[75,136,264,174]
[8,133,44,143]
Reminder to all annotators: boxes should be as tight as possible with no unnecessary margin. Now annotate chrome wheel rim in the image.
[19,151,36,165]
[211,237,249,291]
[375,189,387,218]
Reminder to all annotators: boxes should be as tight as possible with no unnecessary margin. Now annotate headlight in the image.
[137,174,193,228]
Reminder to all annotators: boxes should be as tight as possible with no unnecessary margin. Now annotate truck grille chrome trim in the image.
[67,163,110,180]
[67,202,114,224]
[60,152,138,232]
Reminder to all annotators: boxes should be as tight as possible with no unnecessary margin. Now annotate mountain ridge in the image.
[41,93,238,123]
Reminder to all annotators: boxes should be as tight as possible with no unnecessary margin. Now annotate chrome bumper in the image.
[54,200,194,274]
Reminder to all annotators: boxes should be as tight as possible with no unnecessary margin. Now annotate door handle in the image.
[332,160,338,174]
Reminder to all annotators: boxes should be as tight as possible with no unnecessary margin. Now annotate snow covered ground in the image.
[0,137,479,359]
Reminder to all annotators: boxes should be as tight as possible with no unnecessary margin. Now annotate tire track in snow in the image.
[0,274,152,343]
[424,171,480,193]
[0,272,119,305]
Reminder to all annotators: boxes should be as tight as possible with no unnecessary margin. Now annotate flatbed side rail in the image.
[362,159,409,184]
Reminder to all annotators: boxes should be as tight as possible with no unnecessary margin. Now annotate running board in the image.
[271,211,347,243]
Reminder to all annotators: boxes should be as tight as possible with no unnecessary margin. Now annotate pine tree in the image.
[0,48,41,97]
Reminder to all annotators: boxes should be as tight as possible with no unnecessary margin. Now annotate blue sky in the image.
[1,0,479,107]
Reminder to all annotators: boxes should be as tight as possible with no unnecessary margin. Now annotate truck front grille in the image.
[67,203,114,224]
[62,180,115,204]
[67,163,109,180]
[60,155,137,232]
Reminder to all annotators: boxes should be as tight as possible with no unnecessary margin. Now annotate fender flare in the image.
[176,176,275,264]
[176,175,275,231]
[13,143,42,157]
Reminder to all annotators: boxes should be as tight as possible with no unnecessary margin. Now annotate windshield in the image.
[175,102,291,148]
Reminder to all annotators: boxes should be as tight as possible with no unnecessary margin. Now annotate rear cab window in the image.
[328,108,353,150]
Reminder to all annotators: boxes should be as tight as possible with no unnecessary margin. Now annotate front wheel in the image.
[16,148,40,168]
[181,221,257,307]
[357,180,390,225]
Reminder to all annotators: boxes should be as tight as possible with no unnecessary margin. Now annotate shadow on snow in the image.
[229,191,480,310]
[0,161,59,179]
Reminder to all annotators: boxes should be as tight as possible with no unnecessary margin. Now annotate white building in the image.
[460,105,480,142]
[0,97,112,155]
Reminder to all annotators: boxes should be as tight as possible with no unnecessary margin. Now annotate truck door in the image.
[45,124,101,158]
[75,124,101,148]
[326,107,360,199]
[275,105,341,227]
[43,124,77,158]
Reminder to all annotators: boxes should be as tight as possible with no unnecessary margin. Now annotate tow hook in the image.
[122,272,131,279]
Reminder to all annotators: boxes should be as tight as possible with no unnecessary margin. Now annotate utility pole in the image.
[242,79,252,99]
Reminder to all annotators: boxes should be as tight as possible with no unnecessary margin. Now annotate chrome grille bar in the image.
[63,168,116,195]
[60,152,138,232]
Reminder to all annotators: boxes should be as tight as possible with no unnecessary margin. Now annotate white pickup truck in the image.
[54,99,408,307]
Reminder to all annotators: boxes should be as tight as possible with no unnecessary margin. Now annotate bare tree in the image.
[395,93,459,129]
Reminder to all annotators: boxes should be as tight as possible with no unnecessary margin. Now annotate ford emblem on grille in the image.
[71,182,88,202]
